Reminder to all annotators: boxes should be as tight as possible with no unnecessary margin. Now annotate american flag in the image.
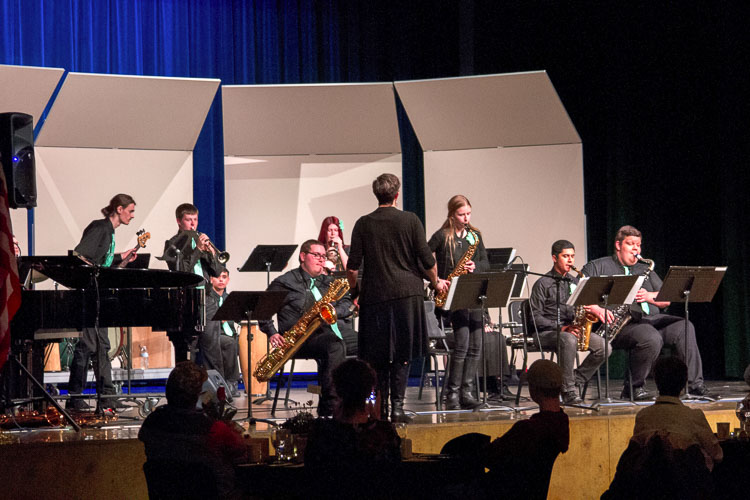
[0,166,22,372]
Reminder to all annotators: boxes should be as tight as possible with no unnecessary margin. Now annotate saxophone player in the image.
[581,225,709,400]
[428,195,490,410]
[259,239,358,417]
[530,240,611,405]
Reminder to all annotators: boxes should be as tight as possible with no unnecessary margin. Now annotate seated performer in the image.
[67,194,139,410]
[318,216,349,273]
[529,239,610,404]
[202,268,240,397]
[581,225,709,400]
[428,195,490,410]
[259,239,358,416]
[162,203,222,362]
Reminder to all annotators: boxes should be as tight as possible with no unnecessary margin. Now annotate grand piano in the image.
[5,256,205,410]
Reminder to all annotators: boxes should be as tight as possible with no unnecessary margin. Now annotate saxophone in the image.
[569,265,598,351]
[434,228,479,309]
[254,278,350,382]
[596,255,655,342]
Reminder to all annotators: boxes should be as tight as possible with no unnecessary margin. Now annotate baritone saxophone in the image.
[254,278,350,382]
[569,265,598,351]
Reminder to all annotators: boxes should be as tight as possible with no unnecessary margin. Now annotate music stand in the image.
[238,245,298,287]
[238,245,297,405]
[486,248,517,270]
[212,290,288,423]
[655,266,727,401]
[569,275,642,406]
[445,272,516,407]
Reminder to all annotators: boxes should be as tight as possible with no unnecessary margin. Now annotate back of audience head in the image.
[166,361,208,409]
[527,359,563,404]
[333,359,377,420]
[654,356,688,397]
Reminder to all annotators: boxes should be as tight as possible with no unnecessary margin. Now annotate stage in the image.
[0,379,746,499]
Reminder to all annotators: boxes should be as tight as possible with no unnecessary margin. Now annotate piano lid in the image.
[18,256,203,289]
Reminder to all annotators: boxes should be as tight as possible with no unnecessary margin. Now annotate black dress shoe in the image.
[561,391,583,405]
[689,384,711,396]
[66,398,91,411]
[621,386,652,401]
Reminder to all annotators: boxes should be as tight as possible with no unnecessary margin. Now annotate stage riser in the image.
[0,408,740,499]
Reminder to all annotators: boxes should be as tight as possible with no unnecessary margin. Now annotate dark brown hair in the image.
[333,359,377,418]
[101,194,135,217]
[175,203,198,220]
[372,173,400,205]
[165,361,208,409]
[615,225,641,244]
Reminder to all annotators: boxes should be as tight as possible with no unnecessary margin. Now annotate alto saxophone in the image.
[434,228,479,309]
[596,255,655,342]
[569,265,598,351]
[254,278,350,382]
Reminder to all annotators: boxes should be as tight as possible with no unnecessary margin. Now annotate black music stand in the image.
[445,272,516,408]
[486,248,517,270]
[238,244,298,287]
[212,290,288,423]
[238,245,297,405]
[569,275,641,407]
[655,266,727,401]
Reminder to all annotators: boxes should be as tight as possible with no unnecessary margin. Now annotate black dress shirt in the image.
[529,268,579,332]
[581,255,663,317]
[162,231,222,283]
[258,267,353,337]
[74,218,115,265]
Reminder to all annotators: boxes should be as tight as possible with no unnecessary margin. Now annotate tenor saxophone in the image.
[569,265,598,351]
[254,278,350,382]
[434,228,479,309]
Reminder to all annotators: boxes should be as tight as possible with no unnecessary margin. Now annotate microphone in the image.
[503,255,520,271]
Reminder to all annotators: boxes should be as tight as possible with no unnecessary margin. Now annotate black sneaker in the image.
[689,384,711,396]
[621,386,653,401]
[66,398,91,411]
[561,391,583,405]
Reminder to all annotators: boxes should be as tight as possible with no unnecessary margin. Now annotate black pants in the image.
[68,327,115,395]
[295,329,346,410]
[197,326,240,383]
[613,313,704,388]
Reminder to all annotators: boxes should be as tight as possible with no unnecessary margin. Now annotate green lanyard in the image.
[624,266,649,314]
[102,233,115,268]
[310,278,342,340]
[217,296,235,337]
[191,237,204,289]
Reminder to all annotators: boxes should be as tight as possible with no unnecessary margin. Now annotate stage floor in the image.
[1,379,747,499]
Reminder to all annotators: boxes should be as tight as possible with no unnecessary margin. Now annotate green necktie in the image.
[103,233,115,268]
[624,266,649,314]
[191,237,204,289]
[217,296,235,337]
[310,278,342,340]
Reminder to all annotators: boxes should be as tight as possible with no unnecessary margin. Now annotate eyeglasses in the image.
[305,252,327,260]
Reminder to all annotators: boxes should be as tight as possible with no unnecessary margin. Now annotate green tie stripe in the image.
[311,278,342,340]
[103,233,115,268]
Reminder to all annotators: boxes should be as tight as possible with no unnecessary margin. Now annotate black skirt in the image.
[357,295,427,367]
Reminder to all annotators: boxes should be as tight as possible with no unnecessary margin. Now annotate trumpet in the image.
[198,232,230,265]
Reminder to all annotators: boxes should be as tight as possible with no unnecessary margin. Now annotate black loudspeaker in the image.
[0,112,37,208]
[196,369,233,408]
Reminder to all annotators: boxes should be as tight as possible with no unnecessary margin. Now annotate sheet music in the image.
[444,275,460,310]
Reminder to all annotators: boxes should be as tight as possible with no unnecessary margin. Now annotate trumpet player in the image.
[581,225,708,400]
[530,240,610,405]
[163,203,223,362]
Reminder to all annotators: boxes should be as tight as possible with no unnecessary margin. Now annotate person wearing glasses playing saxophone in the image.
[258,239,358,417]
[529,240,610,405]
[428,195,490,410]
[162,203,223,363]
[581,225,709,400]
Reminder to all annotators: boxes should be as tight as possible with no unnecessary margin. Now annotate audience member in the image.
[480,359,570,500]
[139,362,245,499]
[304,359,401,499]
[631,356,722,470]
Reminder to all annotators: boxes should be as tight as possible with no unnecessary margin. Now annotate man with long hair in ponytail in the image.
[428,195,490,410]
[67,194,138,410]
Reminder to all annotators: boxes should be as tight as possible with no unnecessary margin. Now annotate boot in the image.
[389,363,413,424]
[460,358,485,410]
[444,358,464,410]
[376,368,391,421]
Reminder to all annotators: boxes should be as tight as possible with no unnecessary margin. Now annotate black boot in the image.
[390,363,413,424]
[460,358,485,410]
[376,368,390,421]
[444,358,464,410]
